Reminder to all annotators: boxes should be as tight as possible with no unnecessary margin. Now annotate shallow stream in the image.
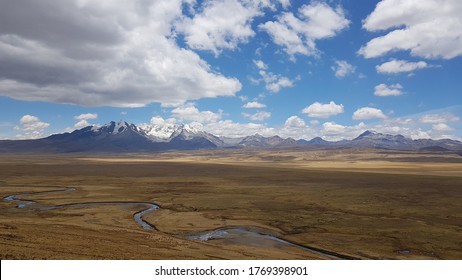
[2,186,356,259]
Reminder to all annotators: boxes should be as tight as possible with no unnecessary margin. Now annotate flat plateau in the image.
[1,148,461,259]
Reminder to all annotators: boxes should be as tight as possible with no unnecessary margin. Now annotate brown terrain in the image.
[0,148,461,259]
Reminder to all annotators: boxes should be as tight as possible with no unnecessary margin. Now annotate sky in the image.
[0,0,461,141]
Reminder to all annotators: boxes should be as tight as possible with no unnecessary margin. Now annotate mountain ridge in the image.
[1,120,461,153]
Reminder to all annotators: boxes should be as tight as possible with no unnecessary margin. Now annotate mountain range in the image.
[1,120,461,153]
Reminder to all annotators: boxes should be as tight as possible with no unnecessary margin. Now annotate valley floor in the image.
[0,148,461,259]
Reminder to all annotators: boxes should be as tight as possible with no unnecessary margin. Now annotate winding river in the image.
[2,186,357,260]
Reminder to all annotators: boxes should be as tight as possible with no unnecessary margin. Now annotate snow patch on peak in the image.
[113,120,129,134]
[140,123,180,142]
[183,122,204,134]
[140,121,208,142]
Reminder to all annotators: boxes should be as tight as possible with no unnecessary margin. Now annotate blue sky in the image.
[0,0,461,140]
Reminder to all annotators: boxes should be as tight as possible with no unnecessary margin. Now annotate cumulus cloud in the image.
[332,60,355,78]
[73,113,98,129]
[74,113,98,121]
[352,107,387,120]
[177,0,267,55]
[359,0,462,59]
[260,2,349,58]
[242,111,271,121]
[73,120,89,129]
[204,120,274,138]
[322,121,346,135]
[149,116,177,126]
[284,116,306,128]
[177,0,293,55]
[253,59,297,92]
[14,115,50,139]
[432,123,453,131]
[243,101,266,109]
[376,59,428,74]
[0,0,241,107]
[172,104,222,124]
[258,70,295,92]
[254,59,268,70]
[138,106,460,141]
[374,83,403,96]
[19,115,49,130]
[302,101,344,118]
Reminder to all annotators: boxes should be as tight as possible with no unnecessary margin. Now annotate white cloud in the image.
[359,0,462,59]
[322,121,346,135]
[19,115,49,130]
[252,59,296,92]
[260,2,349,58]
[242,111,271,121]
[238,95,249,102]
[420,113,460,124]
[257,70,295,93]
[177,0,269,55]
[171,104,221,124]
[284,116,306,128]
[0,0,242,107]
[161,107,460,141]
[432,123,453,131]
[73,113,98,129]
[302,101,344,118]
[310,120,320,125]
[374,83,403,96]
[352,107,387,120]
[266,76,294,92]
[278,0,291,9]
[332,60,355,78]
[74,113,98,121]
[376,59,428,74]
[253,59,268,70]
[15,115,50,139]
[74,120,91,129]
[204,120,274,138]
[243,101,266,109]
[149,116,177,126]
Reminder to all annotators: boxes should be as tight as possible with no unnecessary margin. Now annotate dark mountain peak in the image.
[279,137,298,146]
[239,134,269,147]
[308,136,328,144]
[95,120,140,135]
[267,135,284,145]
[355,130,378,140]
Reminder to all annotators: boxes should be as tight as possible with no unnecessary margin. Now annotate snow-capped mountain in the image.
[167,124,224,149]
[1,121,461,153]
[139,122,179,142]
[41,120,156,152]
[139,122,224,148]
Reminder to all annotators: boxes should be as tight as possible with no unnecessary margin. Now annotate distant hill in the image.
[1,121,461,153]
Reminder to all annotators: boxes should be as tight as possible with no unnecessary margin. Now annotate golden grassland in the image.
[0,148,461,259]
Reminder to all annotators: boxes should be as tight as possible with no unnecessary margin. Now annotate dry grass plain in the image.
[0,148,461,259]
